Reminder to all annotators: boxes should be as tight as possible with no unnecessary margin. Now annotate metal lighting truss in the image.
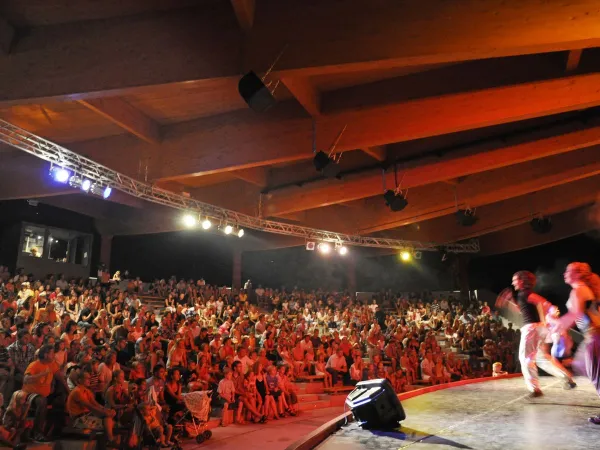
[0,119,479,253]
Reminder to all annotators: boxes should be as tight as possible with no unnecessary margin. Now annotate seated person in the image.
[138,403,173,447]
[66,371,117,447]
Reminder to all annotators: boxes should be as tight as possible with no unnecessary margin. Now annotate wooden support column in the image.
[232,249,242,290]
[100,235,113,272]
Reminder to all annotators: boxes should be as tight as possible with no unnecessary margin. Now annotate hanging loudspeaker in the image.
[238,71,277,113]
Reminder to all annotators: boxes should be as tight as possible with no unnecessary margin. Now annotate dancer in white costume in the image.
[496,270,576,397]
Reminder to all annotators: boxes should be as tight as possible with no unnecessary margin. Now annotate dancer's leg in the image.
[584,335,600,424]
[519,324,541,393]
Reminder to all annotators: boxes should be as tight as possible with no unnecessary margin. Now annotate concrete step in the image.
[298,399,331,411]
[295,382,324,394]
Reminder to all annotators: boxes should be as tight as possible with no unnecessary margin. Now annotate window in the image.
[48,234,69,262]
[21,226,45,257]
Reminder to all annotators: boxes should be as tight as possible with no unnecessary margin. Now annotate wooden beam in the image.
[566,49,583,72]
[280,77,321,116]
[264,113,600,216]
[361,145,386,162]
[3,1,600,106]
[0,4,241,105]
[247,0,600,77]
[77,97,162,145]
[230,0,255,32]
[0,16,15,54]
[478,204,598,255]
[231,167,269,187]
[299,146,600,234]
[387,176,600,243]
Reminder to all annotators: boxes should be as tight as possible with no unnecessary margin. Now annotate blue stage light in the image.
[81,179,92,192]
[103,187,112,199]
[50,166,70,183]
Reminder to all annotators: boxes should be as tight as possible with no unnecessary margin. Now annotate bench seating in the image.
[295,375,325,382]
[323,386,354,394]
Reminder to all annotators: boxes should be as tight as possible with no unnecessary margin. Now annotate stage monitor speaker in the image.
[238,71,277,112]
[345,379,406,429]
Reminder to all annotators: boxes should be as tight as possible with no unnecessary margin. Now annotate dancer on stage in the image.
[496,270,576,397]
[549,262,600,423]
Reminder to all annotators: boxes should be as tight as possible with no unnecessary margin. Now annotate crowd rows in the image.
[0,267,519,447]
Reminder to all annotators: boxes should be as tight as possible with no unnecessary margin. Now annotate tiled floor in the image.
[186,406,345,450]
[319,376,600,450]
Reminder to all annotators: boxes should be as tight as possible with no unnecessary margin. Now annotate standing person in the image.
[496,270,575,397]
[550,263,600,424]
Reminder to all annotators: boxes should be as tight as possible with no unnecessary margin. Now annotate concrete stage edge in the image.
[286,374,600,450]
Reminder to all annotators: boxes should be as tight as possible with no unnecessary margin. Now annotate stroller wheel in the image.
[202,430,212,440]
[196,435,205,444]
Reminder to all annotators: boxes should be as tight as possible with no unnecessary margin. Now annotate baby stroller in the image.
[173,391,213,444]
[134,403,182,450]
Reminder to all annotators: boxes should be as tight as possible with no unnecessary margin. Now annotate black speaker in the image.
[456,209,478,226]
[530,217,552,234]
[345,379,406,429]
[238,71,277,112]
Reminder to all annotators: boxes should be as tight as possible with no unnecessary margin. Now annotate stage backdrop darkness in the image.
[111,231,235,286]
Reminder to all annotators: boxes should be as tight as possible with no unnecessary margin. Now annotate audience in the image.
[0,265,519,445]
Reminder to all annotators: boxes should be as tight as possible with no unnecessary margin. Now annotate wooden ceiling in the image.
[0,0,599,255]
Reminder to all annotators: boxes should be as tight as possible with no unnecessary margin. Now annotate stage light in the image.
[202,219,212,230]
[383,190,408,212]
[103,187,112,199]
[224,225,233,235]
[313,151,340,178]
[182,214,197,228]
[81,179,92,192]
[50,166,70,183]
[237,228,244,238]
[338,246,348,255]
[68,175,82,189]
[400,251,411,262]
[318,242,331,254]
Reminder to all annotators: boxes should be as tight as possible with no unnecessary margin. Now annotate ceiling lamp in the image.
[81,179,92,192]
[338,246,348,255]
[68,175,82,189]
[224,225,233,235]
[103,186,112,199]
[237,228,245,238]
[202,219,212,230]
[50,166,70,183]
[384,190,408,212]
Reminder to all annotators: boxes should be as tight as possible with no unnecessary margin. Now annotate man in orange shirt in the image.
[67,372,117,446]
[22,344,67,442]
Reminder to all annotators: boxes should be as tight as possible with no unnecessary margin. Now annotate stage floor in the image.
[317,376,600,450]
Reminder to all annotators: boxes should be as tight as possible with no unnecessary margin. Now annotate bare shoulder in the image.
[574,285,594,301]
[528,293,547,304]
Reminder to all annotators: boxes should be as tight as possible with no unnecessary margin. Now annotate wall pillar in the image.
[232,248,242,290]
[100,235,113,273]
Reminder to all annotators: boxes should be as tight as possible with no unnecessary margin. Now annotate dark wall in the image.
[111,231,235,285]
[469,232,600,308]
[242,247,456,291]
[0,200,100,275]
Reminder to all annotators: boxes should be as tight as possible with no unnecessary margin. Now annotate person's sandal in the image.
[260,415,268,423]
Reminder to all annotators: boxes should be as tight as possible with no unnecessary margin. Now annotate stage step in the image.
[298,399,331,411]
[295,382,324,394]
[297,393,319,402]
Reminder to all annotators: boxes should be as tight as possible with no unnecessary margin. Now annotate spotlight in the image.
[530,217,552,234]
[224,225,233,235]
[313,151,341,178]
[103,186,112,199]
[81,179,92,192]
[338,246,348,255]
[237,228,244,238]
[383,190,408,212]
[202,219,212,230]
[182,214,197,228]
[68,175,81,188]
[318,242,331,254]
[50,166,70,183]
[456,209,478,227]
[400,251,412,262]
